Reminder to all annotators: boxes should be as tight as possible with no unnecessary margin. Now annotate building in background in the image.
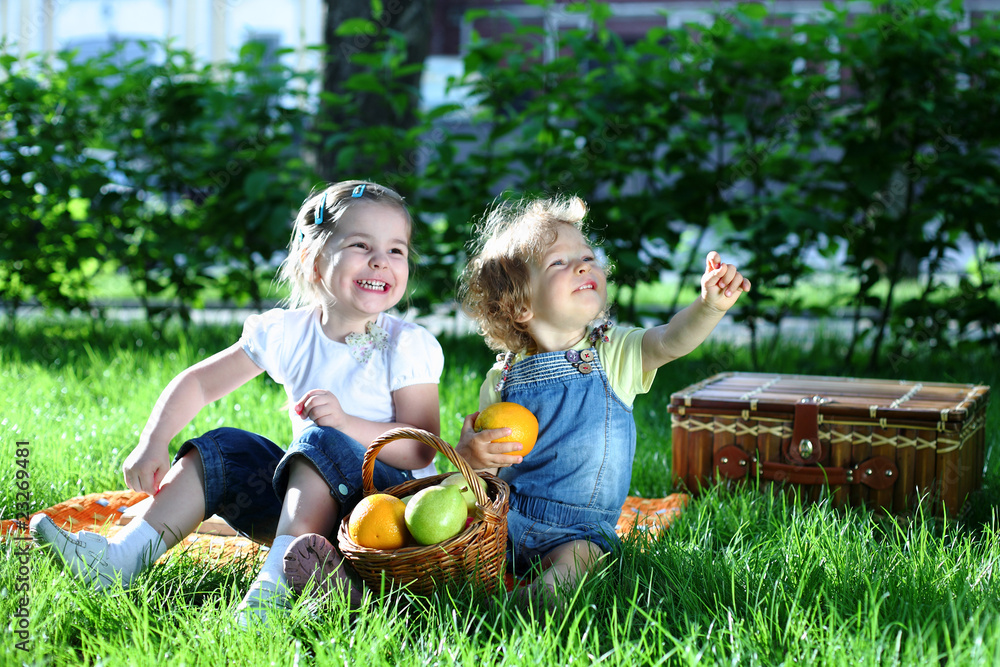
[2,0,321,66]
[2,0,998,107]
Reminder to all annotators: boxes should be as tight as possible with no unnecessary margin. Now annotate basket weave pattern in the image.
[337,427,510,595]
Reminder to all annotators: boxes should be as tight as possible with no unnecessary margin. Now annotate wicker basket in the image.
[337,427,510,595]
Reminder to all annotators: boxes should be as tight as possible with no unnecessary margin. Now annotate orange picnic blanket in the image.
[1,490,689,566]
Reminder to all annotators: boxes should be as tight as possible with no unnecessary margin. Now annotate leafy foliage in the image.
[1,42,317,324]
[2,1,998,364]
[413,0,999,365]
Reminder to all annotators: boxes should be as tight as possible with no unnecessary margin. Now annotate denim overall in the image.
[498,344,636,572]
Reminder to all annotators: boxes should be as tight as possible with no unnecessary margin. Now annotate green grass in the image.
[2,318,999,665]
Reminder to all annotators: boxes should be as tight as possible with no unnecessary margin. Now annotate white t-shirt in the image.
[240,307,444,477]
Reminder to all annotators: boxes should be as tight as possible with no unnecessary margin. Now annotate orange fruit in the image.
[473,402,539,457]
[347,493,409,549]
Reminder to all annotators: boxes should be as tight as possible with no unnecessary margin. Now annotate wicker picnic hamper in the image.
[669,372,990,516]
[337,427,510,595]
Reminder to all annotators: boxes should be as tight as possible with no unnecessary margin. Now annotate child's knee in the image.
[178,446,203,468]
[284,455,328,488]
[542,539,604,569]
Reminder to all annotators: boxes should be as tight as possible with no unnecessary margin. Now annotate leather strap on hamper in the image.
[714,445,898,490]
[786,396,826,465]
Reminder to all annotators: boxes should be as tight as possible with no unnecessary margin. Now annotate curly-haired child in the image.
[456,195,750,606]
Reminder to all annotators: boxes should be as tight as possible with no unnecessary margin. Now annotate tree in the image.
[319,0,432,181]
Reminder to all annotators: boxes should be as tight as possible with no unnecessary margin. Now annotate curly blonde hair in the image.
[278,180,412,309]
[458,195,606,354]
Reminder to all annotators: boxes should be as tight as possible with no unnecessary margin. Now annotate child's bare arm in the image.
[641,251,751,373]
[124,343,264,494]
[381,383,441,469]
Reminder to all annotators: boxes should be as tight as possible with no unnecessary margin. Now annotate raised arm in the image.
[641,251,750,373]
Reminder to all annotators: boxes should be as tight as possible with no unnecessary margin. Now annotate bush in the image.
[1,41,317,324]
[2,1,998,365]
[0,50,110,315]
[421,0,1000,368]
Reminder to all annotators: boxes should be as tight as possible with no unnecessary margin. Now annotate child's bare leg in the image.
[538,539,606,588]
[274,457,339,537]
[239,457,357,622]
[278,459,364,606]
[519,540,606,609]
[29,448,206,589]
[135,448,207,549]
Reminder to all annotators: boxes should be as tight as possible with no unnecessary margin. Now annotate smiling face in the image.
[518,223,607,351]
[312,202,411,330]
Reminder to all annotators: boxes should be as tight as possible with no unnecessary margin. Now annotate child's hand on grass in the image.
[122,444,171,496]
[702,251,751,312]
[456,412,524,471]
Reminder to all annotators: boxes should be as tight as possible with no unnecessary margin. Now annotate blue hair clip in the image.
[351,184,367,198]
[314,192,327,225]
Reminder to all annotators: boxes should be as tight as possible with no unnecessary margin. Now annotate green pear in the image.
[404,484,468,545]
[440,472,488,512]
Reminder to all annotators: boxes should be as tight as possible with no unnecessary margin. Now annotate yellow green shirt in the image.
[479,325,657,409]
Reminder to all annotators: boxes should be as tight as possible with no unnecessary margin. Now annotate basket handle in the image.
[362,427,492,509]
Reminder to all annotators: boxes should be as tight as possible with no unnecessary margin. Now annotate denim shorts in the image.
[506,495,621,575]
[175,425,414,542]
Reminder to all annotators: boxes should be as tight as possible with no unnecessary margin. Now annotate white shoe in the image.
[29,514,124,589]
[235,579,291,630]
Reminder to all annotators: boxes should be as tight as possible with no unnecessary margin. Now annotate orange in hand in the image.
[474,402,539,457]
[347,493,409,550]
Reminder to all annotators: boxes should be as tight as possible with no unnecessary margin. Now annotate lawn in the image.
[1,317,998,665]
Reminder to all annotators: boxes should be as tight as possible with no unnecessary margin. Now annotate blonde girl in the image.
[32,181,443,625]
